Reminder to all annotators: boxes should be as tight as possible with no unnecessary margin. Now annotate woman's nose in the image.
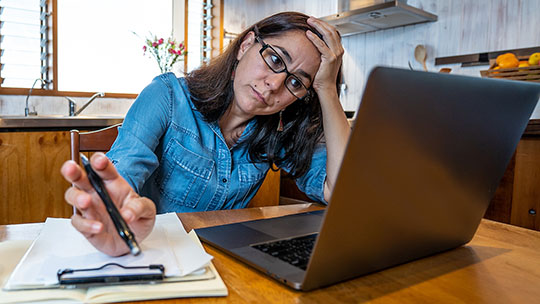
[264,72,287,90]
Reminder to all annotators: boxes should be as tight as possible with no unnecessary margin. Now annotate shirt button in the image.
[222,178,228,183]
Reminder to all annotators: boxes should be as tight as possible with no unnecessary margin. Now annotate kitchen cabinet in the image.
[485,120,540,231]
[0,130,73,224]
[0,116,124,225]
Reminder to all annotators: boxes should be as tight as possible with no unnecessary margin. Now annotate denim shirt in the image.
[107,73,327,213]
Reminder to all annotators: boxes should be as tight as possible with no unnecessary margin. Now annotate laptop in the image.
[196,67,540,291]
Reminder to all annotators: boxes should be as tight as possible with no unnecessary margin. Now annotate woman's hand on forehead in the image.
[305,17,344,96]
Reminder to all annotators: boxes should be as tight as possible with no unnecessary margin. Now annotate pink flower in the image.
[141,32,186,73]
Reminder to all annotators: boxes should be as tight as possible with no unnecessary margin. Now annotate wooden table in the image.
[2,203,540,303]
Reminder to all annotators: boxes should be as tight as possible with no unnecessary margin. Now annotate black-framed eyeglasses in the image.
[253,34,310,100]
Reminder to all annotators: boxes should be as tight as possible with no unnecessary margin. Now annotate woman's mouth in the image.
[251,87,268,105]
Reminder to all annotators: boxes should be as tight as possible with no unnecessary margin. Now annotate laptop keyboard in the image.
[251,234,317,270]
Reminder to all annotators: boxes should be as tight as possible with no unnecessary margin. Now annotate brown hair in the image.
[185,11,341,178]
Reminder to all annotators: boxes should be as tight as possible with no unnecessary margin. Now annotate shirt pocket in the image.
[158,139,214,209]
[237,162,268,205]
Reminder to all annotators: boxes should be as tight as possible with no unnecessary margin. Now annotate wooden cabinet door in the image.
[0,131,73,225]
[511,138,540,230]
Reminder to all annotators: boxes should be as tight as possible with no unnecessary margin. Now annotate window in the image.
[0,0,180,95]
[57,0,174,94]
[0,0,49,89]
[0,0,217,96]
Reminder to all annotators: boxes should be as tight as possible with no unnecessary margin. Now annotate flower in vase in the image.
[143,34,186,74]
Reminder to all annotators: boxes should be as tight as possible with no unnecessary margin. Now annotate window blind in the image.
[201,0,212,64]
[0,0,50,89]
[187,0,212,71]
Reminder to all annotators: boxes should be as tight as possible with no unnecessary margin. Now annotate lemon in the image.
[529,53,540,66]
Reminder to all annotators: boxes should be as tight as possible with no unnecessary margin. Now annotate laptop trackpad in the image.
[197,223,275,249]
[197,211,324,250]
[243,211,324,239]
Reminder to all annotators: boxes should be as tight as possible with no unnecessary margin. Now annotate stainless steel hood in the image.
[321,0,437,37]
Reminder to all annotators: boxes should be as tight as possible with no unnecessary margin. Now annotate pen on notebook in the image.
[79,153,141,256]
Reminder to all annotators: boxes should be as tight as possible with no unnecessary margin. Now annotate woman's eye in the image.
[288,77,302,89]
[269,54,282,67]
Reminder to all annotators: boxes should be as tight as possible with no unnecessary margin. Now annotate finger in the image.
[306,30,336,60]
[65,186,93,210]
[307,18,343,54]
[307,17,341,44]
[120,196,157,223]
[61,160,95,192]
[71,213,103,237]
[308,17,340,40]
[306,30,328,51]
[89,152,121,182]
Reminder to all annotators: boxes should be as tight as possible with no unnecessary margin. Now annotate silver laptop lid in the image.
[302,67,540,290]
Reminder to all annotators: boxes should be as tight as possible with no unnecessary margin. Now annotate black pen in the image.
[80,154,141,256]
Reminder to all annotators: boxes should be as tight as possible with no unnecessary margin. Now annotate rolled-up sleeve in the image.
[106,74,172,192]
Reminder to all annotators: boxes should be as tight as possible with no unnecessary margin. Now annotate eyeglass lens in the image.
[260,46,308,99]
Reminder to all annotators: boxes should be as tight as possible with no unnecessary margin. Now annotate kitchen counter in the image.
[0,115,124,130]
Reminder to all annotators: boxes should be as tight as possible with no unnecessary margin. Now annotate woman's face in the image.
[232,30,321,118]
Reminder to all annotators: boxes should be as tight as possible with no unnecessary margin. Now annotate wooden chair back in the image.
[70,123,121,165]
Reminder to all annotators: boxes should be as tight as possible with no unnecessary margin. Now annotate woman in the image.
[61,12,350,256]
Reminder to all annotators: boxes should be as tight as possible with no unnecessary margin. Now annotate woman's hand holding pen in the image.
[61,153,156,256]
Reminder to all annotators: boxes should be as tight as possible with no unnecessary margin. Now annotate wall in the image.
[0,95,134,117]
[223,0,540,117]
[224,0,337,33]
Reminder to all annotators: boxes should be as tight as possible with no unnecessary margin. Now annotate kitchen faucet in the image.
[68,92,106,116]
[24,78,48,116]
[64,97,77,116]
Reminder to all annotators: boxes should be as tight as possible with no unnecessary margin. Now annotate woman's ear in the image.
[236,31,256,61]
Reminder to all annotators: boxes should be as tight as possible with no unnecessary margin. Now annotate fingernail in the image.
[94,153,105,163]
[123,210,134,222]
[77,194,87,207]
[91,223,101,233]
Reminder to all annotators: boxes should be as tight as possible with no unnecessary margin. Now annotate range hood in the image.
[321,0,437,37]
